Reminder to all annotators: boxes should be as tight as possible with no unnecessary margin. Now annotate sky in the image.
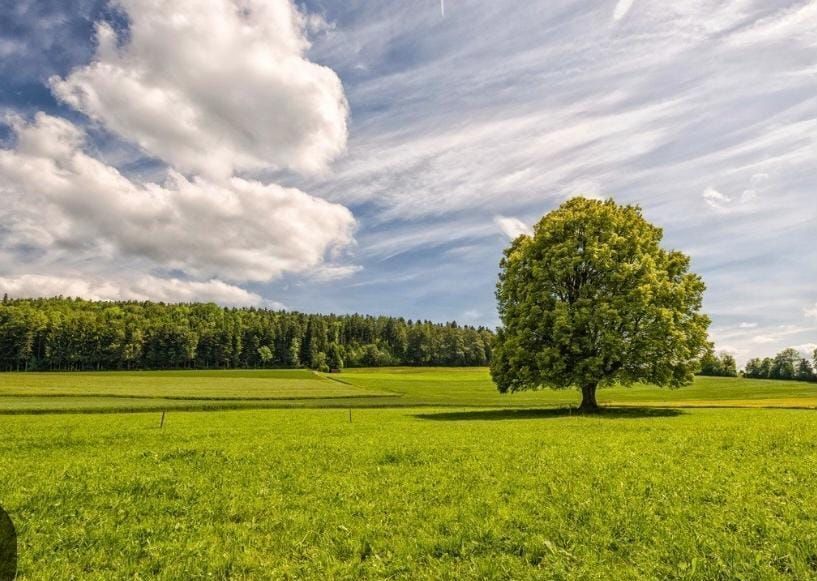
[0,0,815,365]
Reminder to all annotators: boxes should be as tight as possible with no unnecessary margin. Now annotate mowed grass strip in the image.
[0,370,395,410]
[0,396,404,415]
[2,407,817,579]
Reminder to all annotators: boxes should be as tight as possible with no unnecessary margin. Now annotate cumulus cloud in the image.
[494,216,532,240]
[0,274,271,307]
[50,0,348,178]
[0,113,355,282]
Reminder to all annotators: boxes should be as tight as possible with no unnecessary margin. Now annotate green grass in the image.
[0,369,388,399]
[2,406,817,579]
[339,368,817,408]
[0,367,815,413]
[0,370,398,413]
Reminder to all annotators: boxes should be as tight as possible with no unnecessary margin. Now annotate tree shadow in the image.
[414,406,685,422]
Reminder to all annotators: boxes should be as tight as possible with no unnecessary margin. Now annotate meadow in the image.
[2,369,817,579]
[0,367,816,413]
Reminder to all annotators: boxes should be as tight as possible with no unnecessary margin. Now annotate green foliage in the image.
[3,407,817,578]
[256,345,273,365]
[745,348,816,382]
[772,348,800,380]
[326,343,345,370]
[796,358,814,381]
[491,197,710,409]
[0,298,493,371]
[698,351,738,377]
[312,351,329,373]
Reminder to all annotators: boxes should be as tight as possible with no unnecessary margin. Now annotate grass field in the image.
[2,406,817,579]
[341,368,817,409]
[0,370,398,413]
[0,367,815,413]
[2,368,817,578]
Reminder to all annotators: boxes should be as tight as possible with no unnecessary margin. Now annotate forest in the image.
[0,297,494,371]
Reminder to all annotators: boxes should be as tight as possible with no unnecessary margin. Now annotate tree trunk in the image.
[579,382,600,412]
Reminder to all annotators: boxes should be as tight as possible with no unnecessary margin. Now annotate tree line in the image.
[0,296,494,372]
[744,348,817,382]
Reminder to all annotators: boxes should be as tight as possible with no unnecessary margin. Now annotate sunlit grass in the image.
[0,368,814,413]
[2,407,817,578]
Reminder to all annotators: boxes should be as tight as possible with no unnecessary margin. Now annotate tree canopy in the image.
[490,197,710,411]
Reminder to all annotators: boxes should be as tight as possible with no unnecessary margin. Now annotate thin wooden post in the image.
[160,410,166,429]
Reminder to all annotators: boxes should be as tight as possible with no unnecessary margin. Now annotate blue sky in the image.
[0,0,815,363]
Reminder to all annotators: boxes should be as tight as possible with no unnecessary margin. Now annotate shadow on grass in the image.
[415,406,685,421]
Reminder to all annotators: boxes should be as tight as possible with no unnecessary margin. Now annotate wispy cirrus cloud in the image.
[494,216,532,240]
[289,0,817,353]
[612,0,636,22]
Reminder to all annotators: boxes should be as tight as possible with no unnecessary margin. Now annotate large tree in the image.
[491,197,710,411]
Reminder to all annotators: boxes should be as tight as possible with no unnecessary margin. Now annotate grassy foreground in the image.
[2,406,817,579]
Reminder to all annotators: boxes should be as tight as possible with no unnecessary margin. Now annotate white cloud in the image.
[0,113,355,282]
[727,2,817,48]
[805,303,817,320]
[703,183,763,212]
[306,264,363,282]
[494,216,532,240]
[303,11,335,35]
[792,343,817,357]
[713,345,745,356]
[50,0,348,178]
[462,309,481,321]
[702,187,732,209]
[0,274,271,307]
[738,322,758,329]
[750,325,815,345]
[612,0,636,22]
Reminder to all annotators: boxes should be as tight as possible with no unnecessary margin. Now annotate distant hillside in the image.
[0,297,494,372]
